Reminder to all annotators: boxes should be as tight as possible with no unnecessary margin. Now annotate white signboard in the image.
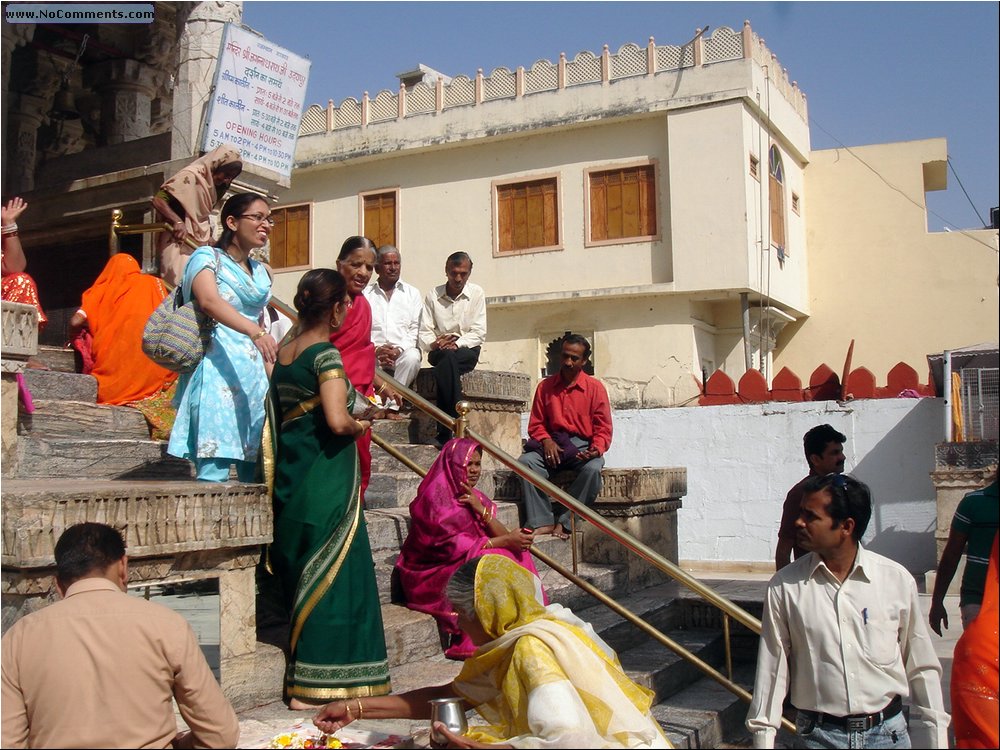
[201,23,311,178]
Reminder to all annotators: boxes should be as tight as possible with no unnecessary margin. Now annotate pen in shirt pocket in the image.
[862,607,868,625]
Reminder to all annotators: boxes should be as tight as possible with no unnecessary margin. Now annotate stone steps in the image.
[652,664,757,749]
[18,399,150,440]
[23,368,97,403]
[33,344,77,373]
[14,436,194,479]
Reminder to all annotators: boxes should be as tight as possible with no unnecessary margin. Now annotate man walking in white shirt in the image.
[418,251,486,445]
[364,245,423,392]
[746,473,949,749]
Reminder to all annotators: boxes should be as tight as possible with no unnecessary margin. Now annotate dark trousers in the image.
[428,346,480,438]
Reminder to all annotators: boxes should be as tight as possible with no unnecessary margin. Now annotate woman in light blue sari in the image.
[168,193,278,481]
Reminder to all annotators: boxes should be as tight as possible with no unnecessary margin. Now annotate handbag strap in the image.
[178,247,223,306]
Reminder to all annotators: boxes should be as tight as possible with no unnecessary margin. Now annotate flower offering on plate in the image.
[267,730,342,748]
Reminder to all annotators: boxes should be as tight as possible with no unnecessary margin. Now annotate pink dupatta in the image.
[394,437,544,659]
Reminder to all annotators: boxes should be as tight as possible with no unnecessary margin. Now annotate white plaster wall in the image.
[523,397,945,574]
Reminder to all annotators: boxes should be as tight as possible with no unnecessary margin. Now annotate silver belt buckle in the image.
[846,716,869,732]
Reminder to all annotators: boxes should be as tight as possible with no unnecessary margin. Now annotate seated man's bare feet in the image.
[552,526,571,540]
[532,524,557,536]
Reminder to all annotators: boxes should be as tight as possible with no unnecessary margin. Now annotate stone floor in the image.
[159,570,965,749]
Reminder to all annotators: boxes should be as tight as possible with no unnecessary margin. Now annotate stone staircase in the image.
[3,345,767,747]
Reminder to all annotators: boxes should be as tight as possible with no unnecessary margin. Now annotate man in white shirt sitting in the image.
[363,245,422,393]
[418,251,487,445]
[746,473,949,749]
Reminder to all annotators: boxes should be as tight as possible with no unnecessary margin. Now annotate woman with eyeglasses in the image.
[168,192,278,482]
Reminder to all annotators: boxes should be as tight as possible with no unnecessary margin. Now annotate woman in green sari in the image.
[267,268,391,709]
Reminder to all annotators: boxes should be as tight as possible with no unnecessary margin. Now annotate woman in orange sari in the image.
[68,254,178,437]
[951,532,999,749]
[1,197,47,331]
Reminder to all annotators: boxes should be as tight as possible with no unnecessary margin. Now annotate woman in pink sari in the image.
[394,437,542,659]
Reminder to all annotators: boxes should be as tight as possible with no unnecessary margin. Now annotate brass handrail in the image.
[373,369,759,630]
[110,209,298,323]
[371,369,793,733]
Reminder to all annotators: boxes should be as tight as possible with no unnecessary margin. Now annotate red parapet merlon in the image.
[699,370,739,405]
[771,366,804,402]
[886,362,919,396]
[738,368,770,402]
[844,367,877,400]
[808,364,841,401]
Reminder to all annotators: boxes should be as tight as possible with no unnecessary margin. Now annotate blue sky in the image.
[244,1,999,232]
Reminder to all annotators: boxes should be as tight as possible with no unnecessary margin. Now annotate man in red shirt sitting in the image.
[518,333,613,539]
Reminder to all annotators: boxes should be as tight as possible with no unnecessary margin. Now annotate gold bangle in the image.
[344,700,353,719]
[356,698,364,718]
[376,383,386,394]
[251,329,268,342]
[485,539,493,549]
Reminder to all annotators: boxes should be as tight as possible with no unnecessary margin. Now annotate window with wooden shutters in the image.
[768,145,786,254]
[587,163,657,244]
[268,204,310,270]
[494,176,560,255]
[362,190,397,248]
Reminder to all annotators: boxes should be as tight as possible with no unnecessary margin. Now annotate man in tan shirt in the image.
[1,522,240,749]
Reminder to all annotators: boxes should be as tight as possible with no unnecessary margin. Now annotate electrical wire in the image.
[810,118,996,252]
[947,157,988,228]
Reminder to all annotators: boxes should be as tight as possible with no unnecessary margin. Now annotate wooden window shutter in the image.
[590,165,655,241]
[497,178,558,252]
[363,192,396,248]
[269,205,310,269]
[768,147,786,251]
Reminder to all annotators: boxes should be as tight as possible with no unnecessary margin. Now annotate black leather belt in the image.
[797,695,902,732]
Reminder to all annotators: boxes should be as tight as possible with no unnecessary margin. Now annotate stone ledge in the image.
[935,440,998,470]
[413,368,531,409]
[1,480,272,568]
[1,301,39,360]
[492,467,687,503]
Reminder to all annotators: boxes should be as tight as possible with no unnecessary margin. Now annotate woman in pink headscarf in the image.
[394,437,543,659]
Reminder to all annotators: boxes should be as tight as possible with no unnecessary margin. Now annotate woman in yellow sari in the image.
[313,554,671,748]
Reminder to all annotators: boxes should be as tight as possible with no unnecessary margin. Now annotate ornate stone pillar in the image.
[172,1,243,157]
[1,23,35,109]
[6,93,48,193]
[91,59,158,145]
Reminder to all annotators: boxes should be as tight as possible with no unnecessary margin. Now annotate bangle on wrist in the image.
[356,698,364,718]
[485,539,493,549]
[1,223,18,235]
[251,329,268,342]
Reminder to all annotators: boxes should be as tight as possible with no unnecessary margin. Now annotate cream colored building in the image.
[274,22,997,406]
[776,138,998,381]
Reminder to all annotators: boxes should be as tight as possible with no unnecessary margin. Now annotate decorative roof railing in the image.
[298,21,808,138]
